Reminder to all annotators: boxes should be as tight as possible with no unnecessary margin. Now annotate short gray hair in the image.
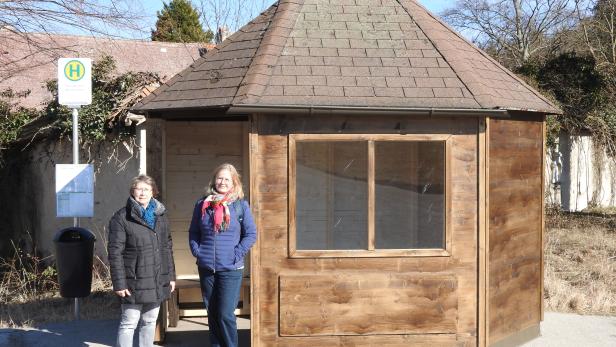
[129,175,159,196]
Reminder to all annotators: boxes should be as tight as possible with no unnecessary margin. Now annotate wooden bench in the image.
[167,277,251,327]
[154,299,168,343]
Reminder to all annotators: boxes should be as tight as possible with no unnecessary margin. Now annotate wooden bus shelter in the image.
[133,1,561,346]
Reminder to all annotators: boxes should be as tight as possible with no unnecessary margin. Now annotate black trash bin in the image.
[53,227,96,298]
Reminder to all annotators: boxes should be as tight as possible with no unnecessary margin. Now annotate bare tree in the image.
[576,0,616,66]
[0,0,146,81]
[197,0,270,38]
[442,0,579,67]
[572,0,616,108]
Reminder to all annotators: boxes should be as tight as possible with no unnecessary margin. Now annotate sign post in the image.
[57,58,92,320]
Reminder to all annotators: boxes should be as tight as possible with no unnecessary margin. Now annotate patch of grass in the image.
[0,241,117,328]
[583,206,616,215]
[544,211,616,315]
[0,291,119,328]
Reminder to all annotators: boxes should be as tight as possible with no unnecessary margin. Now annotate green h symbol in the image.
[65,60,85,81]
[68,63,81,78]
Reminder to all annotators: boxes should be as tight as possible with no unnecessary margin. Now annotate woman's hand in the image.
[114,289,131,297]
[170,281,176,293]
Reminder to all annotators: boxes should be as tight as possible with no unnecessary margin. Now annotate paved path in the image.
[0,317,250,347]
[1,313,614,346]
[519,312,616,347]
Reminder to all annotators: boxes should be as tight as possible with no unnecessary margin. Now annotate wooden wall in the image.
[252,115,479,347]
[487,114,544,344]
[165,121,248,277]
[144,118,165,197]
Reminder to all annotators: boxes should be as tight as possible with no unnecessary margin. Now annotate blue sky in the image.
[127,0,453,40]
[419,0,451,13]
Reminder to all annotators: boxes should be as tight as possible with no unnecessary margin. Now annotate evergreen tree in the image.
[151,0,213,43]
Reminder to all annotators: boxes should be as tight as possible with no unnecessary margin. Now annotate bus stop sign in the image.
[58,58,92,107]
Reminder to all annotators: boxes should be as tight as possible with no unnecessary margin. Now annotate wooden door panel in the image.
[273,335,473,347]
[279,273,458,336]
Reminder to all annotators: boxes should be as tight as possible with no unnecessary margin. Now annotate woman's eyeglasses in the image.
[133,187,152,193]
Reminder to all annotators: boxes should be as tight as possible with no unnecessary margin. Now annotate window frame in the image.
[289,134,452,258]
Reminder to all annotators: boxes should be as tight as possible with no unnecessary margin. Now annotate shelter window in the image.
[289,134,451,258]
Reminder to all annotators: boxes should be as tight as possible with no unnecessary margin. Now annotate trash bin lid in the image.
[53,227,96,243]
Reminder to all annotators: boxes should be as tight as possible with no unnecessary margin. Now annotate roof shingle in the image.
[133,0,561,114]
[0,32,206,109]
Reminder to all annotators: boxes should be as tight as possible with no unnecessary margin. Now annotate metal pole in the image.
[72,108,80,228]
[72,107,80,320]
[74,298,80,320]
[72,108,79,166]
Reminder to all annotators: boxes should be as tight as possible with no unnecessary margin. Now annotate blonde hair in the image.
[206,163,244,200]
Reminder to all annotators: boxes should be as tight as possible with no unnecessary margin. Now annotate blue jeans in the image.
[198,267,243,347]
[116,303,160,347]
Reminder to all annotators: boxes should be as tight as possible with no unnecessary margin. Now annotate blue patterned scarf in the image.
[141,199,157,229]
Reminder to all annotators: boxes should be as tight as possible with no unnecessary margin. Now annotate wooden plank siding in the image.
[540,119,546,322]
[487,115,543,344]
[279,273,458,336]
[144,118,166,198]
[249,114,261,347]
[253,115,479,346]
[165,121,248,278]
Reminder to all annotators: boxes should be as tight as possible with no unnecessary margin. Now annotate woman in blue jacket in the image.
[188,163,257,347]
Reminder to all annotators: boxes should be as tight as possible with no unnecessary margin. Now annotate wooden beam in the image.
[288,134,297,257]
[368,140,375,251]
[485,117,491,346]
[161,121,167,203]
[478,117,487,347]
[291,134,451,141]
[287,249,451,258]
[541,117,546,321]
[143,118,165,199]
[445,137,453,255]
[326,143,334,249]
[249,113,260,347]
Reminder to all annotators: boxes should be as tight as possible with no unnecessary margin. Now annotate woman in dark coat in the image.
[108,175,176,347]
[189,163,257,347]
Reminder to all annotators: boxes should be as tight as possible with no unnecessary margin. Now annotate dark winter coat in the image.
[108,197,176,304]
[188,199,257,272]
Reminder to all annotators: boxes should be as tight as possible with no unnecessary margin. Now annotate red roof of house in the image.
[134,0,560,114]
[0,31,211,108]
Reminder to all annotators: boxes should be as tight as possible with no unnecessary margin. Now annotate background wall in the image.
[546,133,616,211]
[0,136,141,261]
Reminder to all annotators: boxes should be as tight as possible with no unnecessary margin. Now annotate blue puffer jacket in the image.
[188,199,257,272]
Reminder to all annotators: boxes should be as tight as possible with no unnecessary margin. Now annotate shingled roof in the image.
[133,0,560,114]
[1,31,207,109]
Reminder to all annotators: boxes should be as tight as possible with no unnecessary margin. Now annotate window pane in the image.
[296,141,368,250]
[375,141,445,249]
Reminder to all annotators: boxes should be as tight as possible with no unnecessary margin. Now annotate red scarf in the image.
[201,194,231,232]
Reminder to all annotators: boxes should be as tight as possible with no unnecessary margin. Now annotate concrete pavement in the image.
[519,312,616,347]
[0,317,250,347]
[1,313,614,346]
